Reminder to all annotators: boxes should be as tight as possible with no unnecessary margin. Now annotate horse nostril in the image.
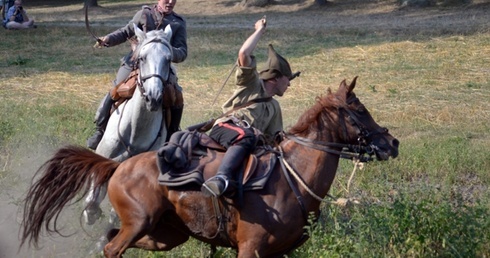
[392,139,400,148]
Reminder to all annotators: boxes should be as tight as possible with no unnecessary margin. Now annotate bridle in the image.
[117,37,173,157]
[277,95,390,228]
[135,37,172,97]
[283,96,388,163]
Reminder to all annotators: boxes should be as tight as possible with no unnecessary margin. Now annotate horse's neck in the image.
[282,135,341,201]
[112,86,164,150]
[128,86,146,111]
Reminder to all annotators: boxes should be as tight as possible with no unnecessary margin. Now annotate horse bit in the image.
[284,96,388,163]
[117,38,173,157]
[276,96,389,221]
[136,38,172,96]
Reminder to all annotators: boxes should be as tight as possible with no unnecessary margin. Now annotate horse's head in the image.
[331,76,399,160]
[288,77,399,161]
[133,24,173,111]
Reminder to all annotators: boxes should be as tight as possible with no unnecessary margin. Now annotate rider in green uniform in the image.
[201,17,299,197]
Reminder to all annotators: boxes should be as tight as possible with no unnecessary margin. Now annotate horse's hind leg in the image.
[133,230,189,251]
[103,185,153,257]
[83,180,107,225]
[103,210,192,256]
[132,215,190,251]
[103,217,148,258]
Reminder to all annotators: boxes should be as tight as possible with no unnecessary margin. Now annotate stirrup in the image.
[201,175,229,197]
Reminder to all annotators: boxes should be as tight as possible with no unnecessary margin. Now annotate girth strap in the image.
[209,197,234,245]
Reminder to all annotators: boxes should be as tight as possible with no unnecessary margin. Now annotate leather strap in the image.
[197,97,273,132]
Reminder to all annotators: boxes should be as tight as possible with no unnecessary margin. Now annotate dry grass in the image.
[2,0,490,136]
[1,0,488,144]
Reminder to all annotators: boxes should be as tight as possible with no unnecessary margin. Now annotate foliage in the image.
[295,194,490,257]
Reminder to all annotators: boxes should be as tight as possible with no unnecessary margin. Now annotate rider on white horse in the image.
[87,0,187,150]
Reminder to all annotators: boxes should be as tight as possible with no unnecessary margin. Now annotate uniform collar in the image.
[156,4,174,16]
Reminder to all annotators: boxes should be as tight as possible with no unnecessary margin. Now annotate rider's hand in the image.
[93,37,108,49]
[255,16,266,31]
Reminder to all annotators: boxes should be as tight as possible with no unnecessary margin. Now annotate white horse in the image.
[83,24,174,226]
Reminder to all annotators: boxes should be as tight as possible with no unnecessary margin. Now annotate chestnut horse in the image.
[20,77,399,257]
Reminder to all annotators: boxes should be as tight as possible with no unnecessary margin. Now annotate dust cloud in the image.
[0,143,111,258]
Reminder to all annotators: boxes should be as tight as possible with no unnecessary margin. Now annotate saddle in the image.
[110,69,139,103]
[157,130,277,192]
[110,68,184,110]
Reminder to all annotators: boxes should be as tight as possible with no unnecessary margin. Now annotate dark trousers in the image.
[209,121,256,152]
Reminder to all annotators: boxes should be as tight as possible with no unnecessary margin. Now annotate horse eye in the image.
[357,106,366,113]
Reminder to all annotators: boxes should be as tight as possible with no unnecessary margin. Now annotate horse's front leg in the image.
[83,179,108,225]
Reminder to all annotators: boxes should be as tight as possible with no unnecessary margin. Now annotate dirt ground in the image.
[1,0,489,257]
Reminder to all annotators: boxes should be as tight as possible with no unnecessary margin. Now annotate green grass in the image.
[1,1,490,257]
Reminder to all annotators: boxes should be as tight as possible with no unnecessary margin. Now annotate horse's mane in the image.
[288,88,338,135]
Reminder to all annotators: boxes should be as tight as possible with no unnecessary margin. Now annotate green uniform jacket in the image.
[104,5,187,64]
[222,57,283,139]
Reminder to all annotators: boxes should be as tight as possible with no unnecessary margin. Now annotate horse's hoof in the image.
[83,206,102,225]
[108,208,119,225]
[89,236,108,256]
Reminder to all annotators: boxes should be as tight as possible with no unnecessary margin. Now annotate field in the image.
[1,0,489,257]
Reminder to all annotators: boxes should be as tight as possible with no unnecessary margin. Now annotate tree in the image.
[84,0,99,8]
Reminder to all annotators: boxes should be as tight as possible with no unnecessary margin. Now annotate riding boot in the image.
[201,145,249,197]
[166,106,183,142]
[87,92,114,150]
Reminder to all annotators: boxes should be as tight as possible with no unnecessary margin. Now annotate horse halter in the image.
[136,38,172,96]
[116,37,172,157]
[285,96,388,162]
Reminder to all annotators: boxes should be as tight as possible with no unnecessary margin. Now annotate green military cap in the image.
[259,44,299,81]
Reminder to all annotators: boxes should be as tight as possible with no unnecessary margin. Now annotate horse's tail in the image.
[19,145,120,249]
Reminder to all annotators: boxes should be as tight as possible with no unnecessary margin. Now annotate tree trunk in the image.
[314,0,329,6]
[84,0,99,8]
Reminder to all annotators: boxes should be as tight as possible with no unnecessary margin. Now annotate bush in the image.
[293,193,490,257]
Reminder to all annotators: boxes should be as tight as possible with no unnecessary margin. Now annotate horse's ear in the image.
[163,25,173,42]
[337,77,357,101]
[134,23,145,42]
[337,79,348,98]
[347,76,358,94]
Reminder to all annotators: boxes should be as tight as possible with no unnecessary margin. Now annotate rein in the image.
[136,37,172,95]
[116,95,164,157]
[116,37,171,157]
[276,97,383,219]
[283,133,375,163]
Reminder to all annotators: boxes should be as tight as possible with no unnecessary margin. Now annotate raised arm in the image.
[238,17,267,67]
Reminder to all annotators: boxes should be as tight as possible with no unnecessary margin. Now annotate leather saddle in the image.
[157,130,277,192]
